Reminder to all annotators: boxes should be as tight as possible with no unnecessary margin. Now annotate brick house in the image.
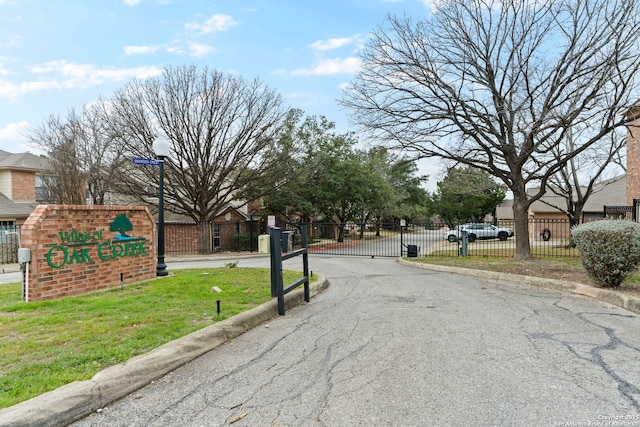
[0,150,51,262]
[162,199,265,254]
[0,150,51,227]
[627,106,640,206]
[495,109,640,239]
[496,175,626,239]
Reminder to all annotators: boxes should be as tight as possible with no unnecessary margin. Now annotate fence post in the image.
[268,227,286,315]
[301,225,310,303]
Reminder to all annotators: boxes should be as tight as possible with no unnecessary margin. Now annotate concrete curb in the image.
[0,275,329,427]
[397,259,640,316]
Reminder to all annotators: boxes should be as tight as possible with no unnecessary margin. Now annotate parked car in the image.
[443,223,514,243]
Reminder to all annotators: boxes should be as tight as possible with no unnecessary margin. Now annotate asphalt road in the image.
[64,255,640,426]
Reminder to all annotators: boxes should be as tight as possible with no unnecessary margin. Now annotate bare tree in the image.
[541,128,626,228]
[30,105,128,205]
[78,101,130,205]
[341,0,640,258]
[30,114,86,204]
[108,65,293,253]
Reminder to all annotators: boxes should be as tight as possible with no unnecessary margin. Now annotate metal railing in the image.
[294,219,578,258]
[0,218,583,265]
[140,219,582,259]
[268,226,310,315]
[410,219,578,258]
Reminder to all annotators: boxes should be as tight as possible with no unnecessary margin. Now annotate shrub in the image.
[571,220,640,287]
[233,232,253,251]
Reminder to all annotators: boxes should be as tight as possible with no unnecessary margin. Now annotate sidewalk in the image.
[1,263,19,274]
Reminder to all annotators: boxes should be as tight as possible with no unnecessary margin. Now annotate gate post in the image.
[301,225,310,302]
[268,227,283,299]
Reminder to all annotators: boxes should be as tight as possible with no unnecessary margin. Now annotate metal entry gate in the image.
[289,222,410,258]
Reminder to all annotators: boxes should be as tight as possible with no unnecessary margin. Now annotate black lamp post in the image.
[153,137,171,276]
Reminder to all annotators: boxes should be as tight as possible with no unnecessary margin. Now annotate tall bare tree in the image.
[542,128,626,228]
[30,103,128,205]
[341,0,640,258]
[30,113,86,205]
[108,65,293,253]
[79,101,130,205]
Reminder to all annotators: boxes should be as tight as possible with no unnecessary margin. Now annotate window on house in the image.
[145,186,159,197]
[35,175,49,202]
[213,223,221,248]
[0,221,17,244]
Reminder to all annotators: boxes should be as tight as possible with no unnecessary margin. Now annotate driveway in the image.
[67,255,640,426]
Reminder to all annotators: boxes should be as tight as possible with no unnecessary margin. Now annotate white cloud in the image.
[123,0,142,6]
[31,61,162,85]
[188,43,214,57]
[166,47,184,55]
[291,57,362,76]
[185,14,237,34]
[0,61,163,99]
[0,79,58,99]
[309,35,362,52]
[422,0,443,12]
[0,36,19,49]
[0,120,29,143]
[160,42,214,57]
[124,45,159,55]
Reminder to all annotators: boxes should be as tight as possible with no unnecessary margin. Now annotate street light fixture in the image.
[153,137,171,277]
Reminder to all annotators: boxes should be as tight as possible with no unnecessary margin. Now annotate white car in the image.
[444,223,514,243]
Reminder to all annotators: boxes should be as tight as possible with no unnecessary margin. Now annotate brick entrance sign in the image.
[21,205,157,301]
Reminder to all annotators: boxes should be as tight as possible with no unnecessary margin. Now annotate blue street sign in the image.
[132,158,160,166]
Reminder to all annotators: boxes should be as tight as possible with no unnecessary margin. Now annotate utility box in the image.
[407,244,418,258]
[18,248,31,263]
[258,235,270,254]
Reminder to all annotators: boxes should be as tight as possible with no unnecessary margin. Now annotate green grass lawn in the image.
[0,267,307,409]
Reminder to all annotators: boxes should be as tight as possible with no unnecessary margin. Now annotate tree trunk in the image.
[512,189,532,259]
[337,223,345,243]
[198,220,212,254]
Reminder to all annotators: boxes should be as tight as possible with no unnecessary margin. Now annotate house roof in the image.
[0,192,39,219]
[0,150,51,172]
[583,175,626,211]
[497,175,627,219]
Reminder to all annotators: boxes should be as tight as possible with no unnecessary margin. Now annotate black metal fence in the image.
[301,222,404,257]
[161,219,581,258]
[0,218,580,264]
[422,219,577,258]
[292,219,575,258]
